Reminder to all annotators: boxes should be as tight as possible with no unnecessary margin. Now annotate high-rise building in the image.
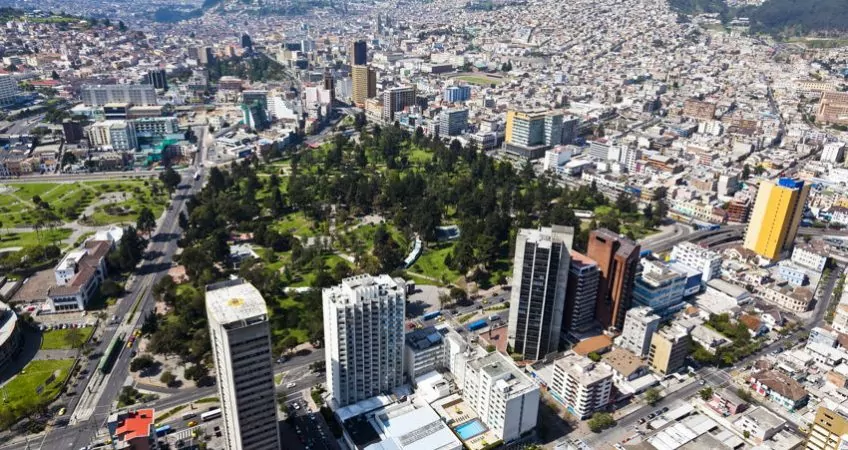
[382,86,416,123]
[404,325,447,381]
[743,178,811,261]
[81,84,158,107]
[351,65,376,107]
[87,120,138,151]
[806,406,848,450]
[62,120,85,144]
[507,226,574,361]
[444,85,471,103]
[587,229,640,331]
[198,46,215,65]
[0,74,18,105]
[323,69,335,105]
[323,274,405,407]
[206,279,281,450]
[648,326,689,375]
[563,251,599,334]
[462,350,539,442]
[670,242,722,282]
[439,108,469,136]
[145,69,168,90]
[504,109,565,159]
[618,306,660,357]
[350,40,367,65]
[549,351,613,419]
[241,33,253,50]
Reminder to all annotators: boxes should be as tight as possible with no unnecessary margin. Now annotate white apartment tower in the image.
[463,350,540,442]
[618,306,661,357]
[550,351,613,419]
[323,274,406,407]
[206,279,281,450]
[670,242,722,282]
[0,74,18,105]
[507,225,574,361]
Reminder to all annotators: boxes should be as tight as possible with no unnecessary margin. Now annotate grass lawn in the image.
[409,243,462,285]
[274,211,317,238]
[2,359,74,409]
[288,253,350,287]
[457,75,503,86]
[40,327,93,350]
[0,228,72,250]
[407,146,433,165]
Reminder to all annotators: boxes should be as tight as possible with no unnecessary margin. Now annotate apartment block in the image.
[351,65,377,107]
[81,84,158,106]
[648,326,689,375]
[618,306,661,357]
[744,178,810,261]
[806,406,848,450]
[549,351,613,419]
[0,74,18,105]
[670,242,722,282]
[206,279,281,450]
[404,326,447,381]
[632,259,687,318]
[382,86,416,123]
[563,251,599,334]
[323,274,406,407]
[462,350,540,442]
[508,226,574,361]
[587,228,640,331]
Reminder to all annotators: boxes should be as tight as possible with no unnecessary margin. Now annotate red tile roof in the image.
[116,409,155,442]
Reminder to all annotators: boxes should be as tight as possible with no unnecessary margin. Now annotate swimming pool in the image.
[454,418,486,440]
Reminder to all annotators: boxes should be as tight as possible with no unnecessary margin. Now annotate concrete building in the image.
[563,251,599,334]
[806,406,848,450]
[732,406,785,444]
[549,351,613,419]
[508,226,574,361]
[350,39,367,65]
[503,109,566,159]
[749,370,808,411]
[743,178,811,261]
[543,146,573,172]
[206,279,280,450]
[351,65,377,107]
[383,86,416,123]
[618,306,661,357]
[648,326,689,375]
[81,84,158,106]
[444,85,471,103]
[682,98,717,121]
[404,326,446,381]
[670,242,722,282]
[632,259,687,318]
[587,228,640,331]
[0,301,21,373]
[439,108,468,137]
[817,91,848,126]
[0,74,18,105]
[791,243,828,273]
[145,69,168,90]
[323,274,406,407]
[132,117,180,136]
[108,408,157,450]
[462,350,540,442]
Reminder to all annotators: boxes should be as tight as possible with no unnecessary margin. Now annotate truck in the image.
[467,319,488,332]
[422,310,441,321]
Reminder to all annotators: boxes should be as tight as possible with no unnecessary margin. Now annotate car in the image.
[637,418,646,424]
[293,404,301,410]
[58,407,66,416]
[214,426,220,432]
[215,431,222,438]
[286,382,296,388]
[187,421,198,427]
[661,407,669,413]
[647,413,655,419]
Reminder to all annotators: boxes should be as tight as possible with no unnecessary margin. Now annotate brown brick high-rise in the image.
[587,229,640,332]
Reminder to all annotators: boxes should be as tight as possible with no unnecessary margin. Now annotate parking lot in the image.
[285,397,339,450]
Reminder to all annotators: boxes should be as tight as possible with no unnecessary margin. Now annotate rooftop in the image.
[555,351,613,385]
[205,278,268,325]
[114,409,154,442]
[751,370,808,402]
[324,274,404,306]
[405,326,444,352]
[601,348,645,377]
[518,225,575,250]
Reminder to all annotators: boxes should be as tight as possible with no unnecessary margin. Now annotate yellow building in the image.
[743,178,810,261]
[351,65,376,107]
[806,406,848,450]
[648,326,689,375]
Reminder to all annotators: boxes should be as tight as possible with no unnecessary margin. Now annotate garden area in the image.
[40,327,93,350]
[0,358,75,429]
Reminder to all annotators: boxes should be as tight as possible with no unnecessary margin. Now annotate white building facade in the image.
[618,306,661,357]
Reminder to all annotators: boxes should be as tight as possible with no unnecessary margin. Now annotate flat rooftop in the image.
[205,279,268,325]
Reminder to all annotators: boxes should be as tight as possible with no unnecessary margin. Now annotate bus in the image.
[201,409,222,422]
[97,333,124,374]
[154,425,172,437]
[422,310,441,321]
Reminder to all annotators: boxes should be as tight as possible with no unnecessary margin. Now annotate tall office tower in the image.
[199,46,215,65]
[563,251,600,334]
[187,46,200,61]
[648,325,689,375]
[806,406,848,450]
[504,109,565,159]
[443,85,472,103]
[439,108,469,136]
[323,274,406,407]
[507,226,574,361]
[351,65,376,107]
[618,306,661,357]
[743,178,811,261]
[145,69,168,90]
[0,74,17,105]
[62,120,84,144]
[241,33,253,50]
[323,68,335,105]
[206,279,280,450]
[350,39,367,65]
[587,228,640,332]
[382,86,416,123]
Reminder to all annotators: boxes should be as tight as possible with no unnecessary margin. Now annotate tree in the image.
[184,364,207,381]
[644,387,662,406]
[136,207,156,237]
[699,387,714,401]
[159,167,181,193]
[160,370,177,387]
[438,292,452,308]
[276,334,299,357]
[587,412,616,433]
[61,152,77,167]
[64,328,85,349]
[587,351,602,362]
[100,279,123,298]
[449,286,468,304]
[130,354,156,372]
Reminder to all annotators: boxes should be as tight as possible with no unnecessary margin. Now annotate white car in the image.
[286,382,296,388]
[293,403,301,410]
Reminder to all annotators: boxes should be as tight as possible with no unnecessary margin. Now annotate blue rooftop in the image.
[778,178,804,189]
